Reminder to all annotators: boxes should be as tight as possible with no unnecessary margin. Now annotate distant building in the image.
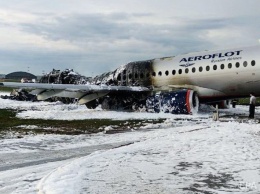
[5,71,37,81]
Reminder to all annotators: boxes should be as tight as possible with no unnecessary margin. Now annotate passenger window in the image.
[117,74,121,80]
[123,75,126,80]
[129,73,132,79]
[220,64,224,69]
[251,60,256,66]
[213,65,217,70]
[235,62,240,68]
[178,69,182,74]
[165,71,169,76]
[172,70,176,75]
[199,66,203,72]
[192,67,196,73]
[243,61,248,67]
[152,72,156,77]
[185,68,189,74]
[158,71,162,76]
[228,63,232,69]
[206,66,210,71]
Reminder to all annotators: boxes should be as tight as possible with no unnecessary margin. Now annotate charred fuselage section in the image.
[38,69,92,103]
[86,60,154,110]
[38,61,154,109]
[37,60,198,114]
[90,60,153,87]
[39,69,92,85]
[40,60,154,87]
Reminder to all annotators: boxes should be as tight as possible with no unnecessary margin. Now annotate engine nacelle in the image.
[146,90,199,114]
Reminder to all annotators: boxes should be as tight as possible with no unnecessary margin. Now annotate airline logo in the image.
[179,63,195,67]
[179,50,243,67]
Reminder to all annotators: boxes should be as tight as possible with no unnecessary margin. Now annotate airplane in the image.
[1,45,259,114]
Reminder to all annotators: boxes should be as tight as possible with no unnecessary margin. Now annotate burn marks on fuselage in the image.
[91,60,154,87]
[87,60,155,109]
[117,60,153,87]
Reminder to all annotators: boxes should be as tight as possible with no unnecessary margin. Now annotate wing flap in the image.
[37,90,63,101]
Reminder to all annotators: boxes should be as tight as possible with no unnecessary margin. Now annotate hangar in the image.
[5,71,37,81]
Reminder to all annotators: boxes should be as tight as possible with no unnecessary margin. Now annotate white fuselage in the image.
[151,45,260,100]
[2,45,260,106]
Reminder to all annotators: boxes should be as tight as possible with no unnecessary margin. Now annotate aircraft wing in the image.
[0,82,150,104]
[0,82,150,92]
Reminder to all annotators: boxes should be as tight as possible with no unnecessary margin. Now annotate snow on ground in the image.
[0,93,260,193]
[37,121,260,194]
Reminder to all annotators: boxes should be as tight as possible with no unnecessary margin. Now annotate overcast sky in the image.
[0,0,259,76]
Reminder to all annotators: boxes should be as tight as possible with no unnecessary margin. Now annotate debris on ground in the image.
[0,88,37,102]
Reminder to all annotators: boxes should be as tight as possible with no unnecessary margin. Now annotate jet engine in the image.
[146,90,199,114]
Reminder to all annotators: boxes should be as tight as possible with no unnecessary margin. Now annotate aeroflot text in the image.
[179,50,242,63]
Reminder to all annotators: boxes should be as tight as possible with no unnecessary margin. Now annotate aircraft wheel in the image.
[85,100,99,109]
[101,98,111,110]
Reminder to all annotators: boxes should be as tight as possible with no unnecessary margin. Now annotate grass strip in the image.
[0,109,165,135]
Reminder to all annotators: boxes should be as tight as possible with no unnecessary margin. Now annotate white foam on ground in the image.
[0,95,260,193]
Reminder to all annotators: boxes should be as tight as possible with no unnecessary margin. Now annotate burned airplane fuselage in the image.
[39,61,154,110]
[2,54,199,114]
[37,59,198,114]
[40,60,154,87]
[87,60,154,110]
[39,69,92,85]
[91,60,153,87]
